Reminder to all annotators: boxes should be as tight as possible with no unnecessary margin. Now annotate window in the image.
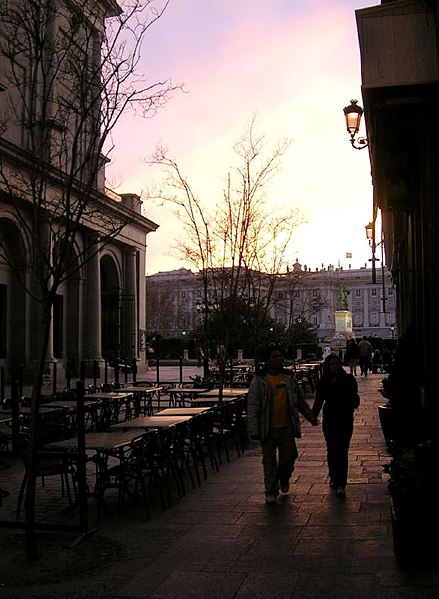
[353,313,363,326]
[371,289,377,296]
[312,289,318,297]
[294,290,300,298]
[355,290,361,297]
[369,311,379,326]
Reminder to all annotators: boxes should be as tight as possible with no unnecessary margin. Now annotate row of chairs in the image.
[6,394,249,522]
[95,398,248,518]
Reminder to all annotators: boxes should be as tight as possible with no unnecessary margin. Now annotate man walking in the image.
[247,344,318,504]
[357,336,373,377]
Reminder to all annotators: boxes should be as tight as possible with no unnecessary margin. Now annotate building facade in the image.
[146,261,396,346]
[0,1,158,384]
[356,0,439,430]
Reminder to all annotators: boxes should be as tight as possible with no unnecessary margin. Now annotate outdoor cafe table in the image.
[112,386,162,416]
[155,407,209,416]
[167,387,208,408]
[44,429,142,451]
[194,388,248,398]
[188,395,241,407]
[0,405,64,422]
[86,392,133,427]
[111,414,192,430]
[40,399,100,429]
[188,388,248,407]
[44,429,146,507]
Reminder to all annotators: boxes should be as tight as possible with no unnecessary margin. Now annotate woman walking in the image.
[312,354,360,497]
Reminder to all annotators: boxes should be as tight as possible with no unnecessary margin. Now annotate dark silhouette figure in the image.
[345,337,360,376]
[312,354,360,497]
[357,336,373,377]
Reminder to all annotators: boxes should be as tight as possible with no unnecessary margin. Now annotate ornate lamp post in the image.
[365,220,386,313]
[343,99,369,150]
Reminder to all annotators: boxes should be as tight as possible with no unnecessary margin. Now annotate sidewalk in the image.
[2,373,439,598]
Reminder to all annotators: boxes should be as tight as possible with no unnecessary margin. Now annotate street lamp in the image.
[365,220,379,284]
[343,99,369,150]
[365,220,386,313]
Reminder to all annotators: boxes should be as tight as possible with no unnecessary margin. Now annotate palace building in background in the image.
[146,260,396,349]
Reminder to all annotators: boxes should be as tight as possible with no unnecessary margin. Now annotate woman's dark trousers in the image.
[322,416,353,488]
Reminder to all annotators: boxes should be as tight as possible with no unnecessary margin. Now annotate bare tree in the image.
[277,269,330,330]
[148,117,303,371]
[0,0,178,560]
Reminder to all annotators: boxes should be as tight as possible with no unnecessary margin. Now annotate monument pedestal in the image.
[329,311,353,354]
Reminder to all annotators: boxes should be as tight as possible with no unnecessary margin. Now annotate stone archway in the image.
[100,253,122,365]
[0,218,27,381]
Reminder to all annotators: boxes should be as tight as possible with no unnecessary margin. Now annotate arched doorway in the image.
[100,254,122,366]
[100,252,136,365]
[0,218,27,381]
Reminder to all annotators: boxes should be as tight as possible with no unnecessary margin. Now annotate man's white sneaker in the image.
[265,494,277,504]
[336,487,345,497]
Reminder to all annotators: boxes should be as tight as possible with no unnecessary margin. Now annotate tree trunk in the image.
[24,304,52,561]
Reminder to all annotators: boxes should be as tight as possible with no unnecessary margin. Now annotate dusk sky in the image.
[107,0,379,275]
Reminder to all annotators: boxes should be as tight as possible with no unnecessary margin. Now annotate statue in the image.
[337,286,349,310]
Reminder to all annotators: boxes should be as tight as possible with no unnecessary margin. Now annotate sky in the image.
[107,0,379,275]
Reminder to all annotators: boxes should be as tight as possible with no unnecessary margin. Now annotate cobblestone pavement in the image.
[1,372,439,598]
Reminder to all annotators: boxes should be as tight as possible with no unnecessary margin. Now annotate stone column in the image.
[83,237,102,362]
[124,249,138,360]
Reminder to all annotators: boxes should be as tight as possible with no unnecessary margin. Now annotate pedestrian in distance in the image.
[371,348,382,374]
[247,344,318,505]
[345,337,360,376]
[357,335,373,377]
[312,353,360,497]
